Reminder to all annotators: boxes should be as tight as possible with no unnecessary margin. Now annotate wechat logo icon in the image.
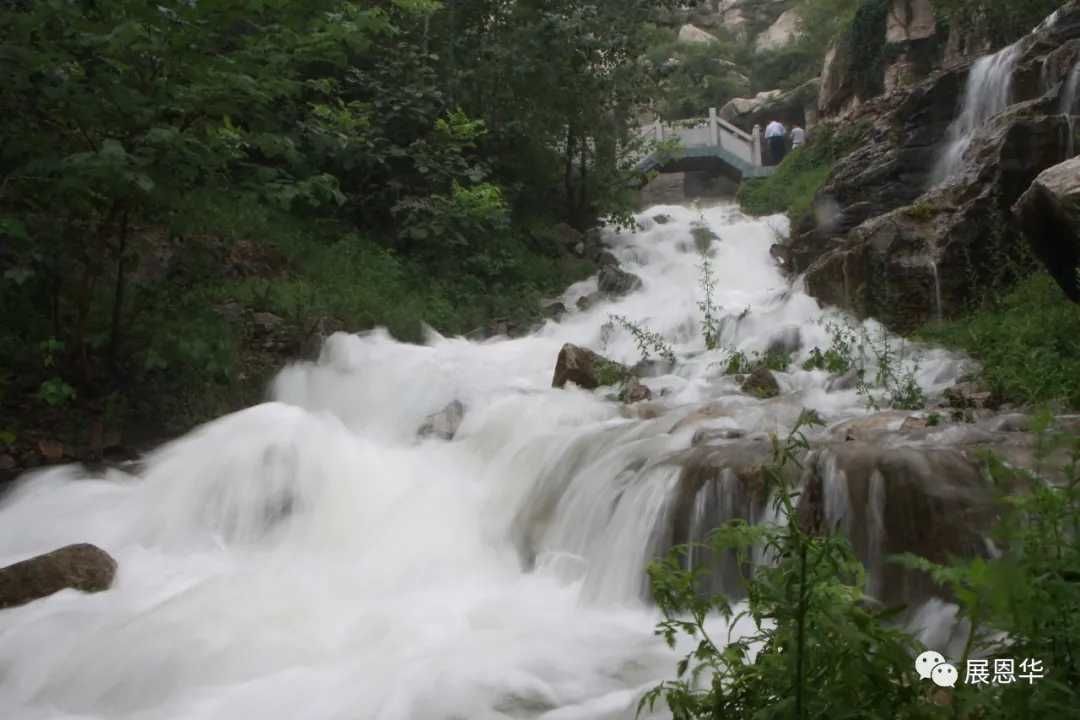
[915,650,958,688]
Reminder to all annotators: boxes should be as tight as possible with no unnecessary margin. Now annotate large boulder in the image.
[719,80,819,133]
[885,0,936,44]
[597,266,643,296]
[740,367,781,398]
[754,7,801,52]
[552,344,627,390]
[0,544,117,609]
[689,0,794,40]
[1014,156,1080,301]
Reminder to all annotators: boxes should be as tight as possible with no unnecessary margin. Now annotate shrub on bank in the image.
[918,273,1080,409]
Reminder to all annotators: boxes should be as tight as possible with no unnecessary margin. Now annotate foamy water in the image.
[0,204,968,719]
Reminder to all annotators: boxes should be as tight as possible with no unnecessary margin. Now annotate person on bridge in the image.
[791,124,806,151]
[765,120,786,165]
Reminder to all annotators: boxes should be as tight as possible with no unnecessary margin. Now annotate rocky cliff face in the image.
[787,1,1080,331]
[685,0,796,41]
[819,0,944,117]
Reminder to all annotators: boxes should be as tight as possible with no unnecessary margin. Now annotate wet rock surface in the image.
[0,544,117,609]
[417,400,466,441]
[804,104,1071,332]
[597,266,644,297]
[551,344,626,390]
[740,367,781,398]
[661,405,1079,606]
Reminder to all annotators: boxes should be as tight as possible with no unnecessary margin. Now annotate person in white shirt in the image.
[791,124,806,150]
[765,120,786,165]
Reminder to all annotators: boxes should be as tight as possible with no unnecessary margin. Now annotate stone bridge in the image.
[635,109,776,182]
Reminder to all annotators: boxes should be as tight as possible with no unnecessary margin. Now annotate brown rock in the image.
[0,544,117,609]
[37,438,64,463]
[740,367,780,398]
[552,344,625,390]
[619,378,653,404]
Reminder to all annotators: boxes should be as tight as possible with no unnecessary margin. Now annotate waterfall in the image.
[933,43,1024,184]
[930,258,943,322]
[0,204,972,719]
[1063,61,1080,157]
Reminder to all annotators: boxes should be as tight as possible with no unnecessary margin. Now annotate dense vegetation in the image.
[919,274,1080,409]
[0,0,676,454]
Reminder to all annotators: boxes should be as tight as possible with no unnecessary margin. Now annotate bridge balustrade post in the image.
[655,118,663,142]
[708,107,719,147]
[751,124,763,166]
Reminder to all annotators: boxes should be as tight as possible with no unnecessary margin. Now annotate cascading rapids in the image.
[0,204,969,719]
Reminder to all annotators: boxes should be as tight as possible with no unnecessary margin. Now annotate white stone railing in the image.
[638,108,765,167]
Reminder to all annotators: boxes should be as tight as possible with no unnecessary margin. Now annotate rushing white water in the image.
[0,204,969,719]
[934,43,1024,184]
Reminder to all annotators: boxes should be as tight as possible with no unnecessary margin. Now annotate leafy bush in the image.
[918,274,1080,409]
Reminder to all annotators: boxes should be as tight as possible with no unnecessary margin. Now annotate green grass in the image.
[737,122,868,221]
[918,274,1080,409]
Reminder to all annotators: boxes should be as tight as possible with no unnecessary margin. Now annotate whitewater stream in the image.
[0,205,971,719]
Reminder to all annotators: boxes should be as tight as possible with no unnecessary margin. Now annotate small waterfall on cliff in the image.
[0,204,973,719]
[934,43,1024,183]
[1063,61,1080,157]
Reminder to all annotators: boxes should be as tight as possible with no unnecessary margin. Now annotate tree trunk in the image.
[108,211,130,379]
[564,125,577,224]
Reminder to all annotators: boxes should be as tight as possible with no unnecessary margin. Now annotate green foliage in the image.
[1,0,674,438]
[722,348,791,376]
[697,250,721,351]
[37,378,77,408]
[594,358,630,388]
[642,409,941,720]
[723,350,754,375]
[646,34,750,119]
[737,123,868,220]
[607,314,677,363]
[918,274,1080,409]
[804,319,925,410]
[843,0,891,99]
